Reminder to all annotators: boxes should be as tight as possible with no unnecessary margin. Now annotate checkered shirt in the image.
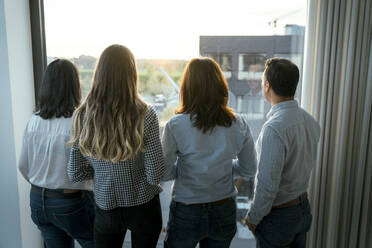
[68,106,165,210]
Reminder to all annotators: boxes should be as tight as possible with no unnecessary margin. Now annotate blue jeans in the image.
[255,199,312,248]
[30,189,95,248]
[164,198,237,248]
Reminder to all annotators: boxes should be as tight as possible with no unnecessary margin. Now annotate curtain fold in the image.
[302,0,372,247]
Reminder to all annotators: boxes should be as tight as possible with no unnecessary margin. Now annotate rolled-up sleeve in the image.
[161,120,178,181]
[143,107,165,185]
[67,142,94,182]
[247,126,285,225]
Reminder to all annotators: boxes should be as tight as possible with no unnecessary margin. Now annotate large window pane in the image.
[43,1,307,246]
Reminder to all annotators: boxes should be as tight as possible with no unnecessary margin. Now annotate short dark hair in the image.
[36,59,81,119]
[264,58,299,97]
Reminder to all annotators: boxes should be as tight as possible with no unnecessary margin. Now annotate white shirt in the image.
[247,100,320,225]
[18,114,92,190]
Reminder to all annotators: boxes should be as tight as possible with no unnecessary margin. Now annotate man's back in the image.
[245,58,320,248]
[262,100,321,206]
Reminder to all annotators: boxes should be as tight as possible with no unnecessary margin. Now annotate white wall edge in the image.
[3,0,42,247]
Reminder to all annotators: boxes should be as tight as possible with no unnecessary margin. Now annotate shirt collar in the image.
[266,100,298,118]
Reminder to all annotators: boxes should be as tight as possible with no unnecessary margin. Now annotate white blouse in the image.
[18,114,93,190]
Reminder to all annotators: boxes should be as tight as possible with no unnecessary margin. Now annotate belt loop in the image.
[299,193,305,205]
[41,188,47,219]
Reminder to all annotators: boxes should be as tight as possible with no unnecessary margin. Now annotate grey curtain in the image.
[301,0,372,247]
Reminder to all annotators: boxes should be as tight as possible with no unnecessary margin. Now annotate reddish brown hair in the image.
[176,57,236,133]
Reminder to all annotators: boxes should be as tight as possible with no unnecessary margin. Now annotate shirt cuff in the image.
[247,209,263,225]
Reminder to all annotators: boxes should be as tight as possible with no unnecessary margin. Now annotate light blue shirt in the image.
[162,114,257,204]
[247,100,321,225]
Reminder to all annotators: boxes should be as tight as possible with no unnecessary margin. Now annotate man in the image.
[244,58,321,248]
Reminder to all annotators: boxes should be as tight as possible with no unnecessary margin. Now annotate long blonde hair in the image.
[70,45,147,163]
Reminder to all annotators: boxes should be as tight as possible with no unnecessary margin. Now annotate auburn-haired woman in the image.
[68,44,164,248]
[18,59,94,247]
[162,58,257,248]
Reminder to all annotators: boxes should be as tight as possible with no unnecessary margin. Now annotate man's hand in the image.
[242,217,257,235]
[247,222,257,235]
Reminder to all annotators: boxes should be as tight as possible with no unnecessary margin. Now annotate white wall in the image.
[0,1,22,246]
[0,0,42,247]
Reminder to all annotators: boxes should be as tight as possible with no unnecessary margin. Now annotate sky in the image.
[44,0,307,59]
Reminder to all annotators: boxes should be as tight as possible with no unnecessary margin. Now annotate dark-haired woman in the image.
[162,58,257,248]
[18,59,94,247]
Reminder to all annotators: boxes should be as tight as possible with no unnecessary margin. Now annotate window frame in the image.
[29,0,47,103]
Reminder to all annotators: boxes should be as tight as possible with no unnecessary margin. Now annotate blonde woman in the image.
[68,45,165,248]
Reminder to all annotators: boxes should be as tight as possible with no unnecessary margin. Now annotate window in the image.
[237,54,267,139]
[34,1,308,246]
[238,54,266,80]
[204,53,232,79]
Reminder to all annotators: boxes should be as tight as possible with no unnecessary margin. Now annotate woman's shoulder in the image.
[231,114,251,132]
[27,113,72,133]
[166,113,190,127]
[27,113,47,128]
[143,104,164,131]
[144,104,158,121]
[145,104,156,114]
[30,113,73,121]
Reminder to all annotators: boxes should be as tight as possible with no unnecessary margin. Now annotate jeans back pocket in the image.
[53,204,94,240]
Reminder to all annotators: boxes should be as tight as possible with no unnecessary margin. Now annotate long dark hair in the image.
[36,59,81,119]
[70,44,147,163]
[176,57,236,133]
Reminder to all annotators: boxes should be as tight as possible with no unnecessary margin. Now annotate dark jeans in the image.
[255,199,312,248]
[164,198,237,248]
[30,189,95,248]
[94,195,162,248]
